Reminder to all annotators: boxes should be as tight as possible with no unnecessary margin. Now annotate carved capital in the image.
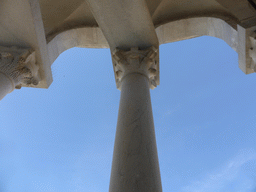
[0,46,40,89]
[112,46,159,90]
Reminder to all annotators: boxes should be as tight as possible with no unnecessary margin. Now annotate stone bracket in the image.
[112,46,159,90]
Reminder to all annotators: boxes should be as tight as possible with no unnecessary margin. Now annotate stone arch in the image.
[156,17,238,52]
[156,17,256,74]
[47,17,255,74]
[47,27,109,65]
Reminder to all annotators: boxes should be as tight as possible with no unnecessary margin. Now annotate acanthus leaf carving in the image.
[0,46,40,89]
[112,46,159,90]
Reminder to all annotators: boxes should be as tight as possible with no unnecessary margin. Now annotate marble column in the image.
[109,47,162,192]
[0,47,39,100]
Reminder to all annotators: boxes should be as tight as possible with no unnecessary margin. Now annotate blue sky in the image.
[1,36,256,192]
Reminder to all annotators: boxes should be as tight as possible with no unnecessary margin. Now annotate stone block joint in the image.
[112,46,159,90]
[0,46,40,90]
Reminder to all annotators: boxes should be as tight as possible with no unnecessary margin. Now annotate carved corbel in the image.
[0,46,40,89]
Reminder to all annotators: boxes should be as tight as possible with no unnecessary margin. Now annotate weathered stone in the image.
[0,46,40,100]
[110,48,162,192]
[112,47,159,90]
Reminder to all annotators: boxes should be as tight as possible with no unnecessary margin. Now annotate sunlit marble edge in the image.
[47,27,109,65]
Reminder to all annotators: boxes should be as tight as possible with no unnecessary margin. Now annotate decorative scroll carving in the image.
[0,46,40,89]
[112,46,159,90]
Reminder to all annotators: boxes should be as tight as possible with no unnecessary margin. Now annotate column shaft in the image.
[109,73,162,192]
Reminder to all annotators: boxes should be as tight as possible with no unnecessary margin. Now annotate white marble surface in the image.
[47,27,109,65]
[109,73,162,192]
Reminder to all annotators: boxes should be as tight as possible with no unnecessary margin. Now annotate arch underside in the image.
[48,17,256,76]
[1,0,256,89]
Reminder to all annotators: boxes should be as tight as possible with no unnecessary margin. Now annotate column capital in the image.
[0,46,40,90]
[112,46,159,90]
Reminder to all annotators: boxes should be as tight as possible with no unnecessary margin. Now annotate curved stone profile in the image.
[47,27,109,65]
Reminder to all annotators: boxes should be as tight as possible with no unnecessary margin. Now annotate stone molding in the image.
[0,46,40,89]
[112,46,158,90]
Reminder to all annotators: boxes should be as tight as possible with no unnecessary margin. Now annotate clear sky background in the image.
[1,36,256,192]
